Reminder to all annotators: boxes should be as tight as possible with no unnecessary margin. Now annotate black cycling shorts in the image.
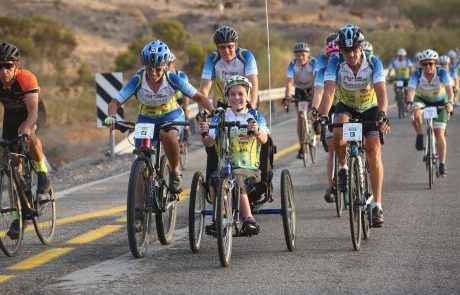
[334,103,379,137]
[2,100,46,140]
[294,87,313,108]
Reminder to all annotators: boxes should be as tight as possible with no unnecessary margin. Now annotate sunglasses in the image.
[0,63,15,70]
[421,62,435,67]
[145,66,164,73]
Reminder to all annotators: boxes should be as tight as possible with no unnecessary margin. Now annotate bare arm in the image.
[107,99,122,117]
[406,88,416,103]
[247,74,258,109]
[198,79,213,110]
[312,85,324,110]
[285,78,294,97]
[19,93,39,136]
[318,80,336,116]
[191,90,213,112]
[374,81,388,112]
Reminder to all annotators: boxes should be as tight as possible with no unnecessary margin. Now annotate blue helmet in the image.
[336,24,364,50]
[141,40,170,67]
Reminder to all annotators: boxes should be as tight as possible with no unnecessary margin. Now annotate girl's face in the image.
[145,66,165,83]
[227,84,248,111]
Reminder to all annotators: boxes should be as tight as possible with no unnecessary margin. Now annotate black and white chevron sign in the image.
[96,72,124,128]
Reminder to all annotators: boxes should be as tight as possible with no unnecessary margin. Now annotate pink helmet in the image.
[325,40,339,55]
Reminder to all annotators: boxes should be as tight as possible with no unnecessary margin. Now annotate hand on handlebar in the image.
[104,116,117,131]
[307,107,319,121]
[282,96,291,112]
[199,121,210,138]
[376,111,391,134]
[406,101,414,113]
[445,101,454,114]
[247,118,259,136]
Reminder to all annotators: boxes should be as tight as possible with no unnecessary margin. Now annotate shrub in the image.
[151,19,187,51]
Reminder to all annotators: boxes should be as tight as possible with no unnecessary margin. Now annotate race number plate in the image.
[134,123,155,139]
[396,80,404,87]
[298,101,308,112]
[423,107,438,119]
[343,123,362,141]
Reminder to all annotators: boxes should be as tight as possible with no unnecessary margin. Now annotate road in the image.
[0,102,459,294]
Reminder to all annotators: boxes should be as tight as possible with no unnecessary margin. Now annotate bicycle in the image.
[0,135,56,257]
[188,109,295,266]
[332,120,382,251]
[394,79,407,119]
[419,106,445,189]
[288,96,317,167]
[110,120,189,258]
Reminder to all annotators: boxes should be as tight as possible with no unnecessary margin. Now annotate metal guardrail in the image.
[113,87,286,155]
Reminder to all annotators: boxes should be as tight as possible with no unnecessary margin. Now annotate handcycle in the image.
[331,120,384,251]
[285,95,317,167]
[0,135,56,257]
[188,109,296,267]
[109,120,189,258]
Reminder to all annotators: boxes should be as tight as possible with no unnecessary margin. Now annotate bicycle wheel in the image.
[348,157,362,251]
[216,176,233,267]
[281,169,296,251]
[0,168,23,256]
[179,136,188,170]
[188,171,206,253]
[127,158,152,258]
[32,187,56,245]
[308,122,317,165]
[333,154,343,217]
[362,158,371,240]
[156,155,177,245]
[301,118,309,167]
[427,127,433,189]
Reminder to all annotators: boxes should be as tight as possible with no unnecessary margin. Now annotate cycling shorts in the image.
[2,100,46,140]
[414,96,448,128]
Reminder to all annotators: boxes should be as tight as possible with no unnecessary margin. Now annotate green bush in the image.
[151,19,187,51]
[401,0,459,28]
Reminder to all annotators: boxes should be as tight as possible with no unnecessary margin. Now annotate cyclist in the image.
[199,26,259,202]
[283,42,316,159]
[387,48,415,98]
[0,42,51,239]
[406,49,454,176]
[199,76,268,235]
[105,40,214,193]
[447,50,459,105]
[313,33,337,74]
[318,24,391,227]
[362,41,373,55]
[166,52,191,143]
[309,39,340,202]
[440,55,459,102]
[414,52,423,68]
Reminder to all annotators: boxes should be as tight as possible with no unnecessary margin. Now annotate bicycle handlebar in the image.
[109,120,190,133]
[330,120,384,145]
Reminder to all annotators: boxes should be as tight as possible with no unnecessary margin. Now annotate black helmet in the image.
[213,26,239,44]
[326,33,338,45]
[0,42,20,62]
[336,24,364,50]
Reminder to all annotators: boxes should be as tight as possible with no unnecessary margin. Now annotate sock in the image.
[12,210,18,220]
[34,160,48,173]
[339,164,348,170]
[372,202,382,210]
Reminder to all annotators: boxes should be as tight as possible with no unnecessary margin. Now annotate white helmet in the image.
[362,41,373,53]
[419,49,439,61]
[397,48,407,56]
[447,50,457,59]
[439,55,450,65]
[414,51,422,61]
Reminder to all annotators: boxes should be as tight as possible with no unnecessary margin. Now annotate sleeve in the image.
[17,70,40,94]
[114,74,141,104]
[388,60,394,69]
[208,116,220,139]
[324,55,339,82]
[201,52,217,81]
[314,68,326,88]
[439,68,452,86]
[180,71,189,83]
[408,59,415,67]
[168,72,197,98]
[242,49,258,76]
[371,56,386,84]
[450,67,458,79]
[314,54,326,72]
[256,112,269,135]
[287,61,295,79]
[408,70,419,89]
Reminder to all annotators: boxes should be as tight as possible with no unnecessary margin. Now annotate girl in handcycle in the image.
[199,76,269,235]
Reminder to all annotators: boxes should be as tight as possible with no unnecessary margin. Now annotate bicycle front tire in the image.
[0,168,23,256]
[188,171,206,253]
[348,157,362,251]
[156,155,177,245]
[32,188,56,245]
[127,158,152,258]
[281,169,296,252]
[216,177,233,267]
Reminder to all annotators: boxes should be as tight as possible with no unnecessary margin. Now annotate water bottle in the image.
[225,159,231,175]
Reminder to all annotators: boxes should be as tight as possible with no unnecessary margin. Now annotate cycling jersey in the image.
[324,52,386,112]
[209,108,269,170]
[201,47,258,105]
[448,65,458,80]
[314,60,340,107]
[0,68,40,111]
[115,69,195,118]
[173,69,189,104]
[408,66,451,103]
[388,58,415,80]
[314,53,328,73]
[287,57,316,90]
